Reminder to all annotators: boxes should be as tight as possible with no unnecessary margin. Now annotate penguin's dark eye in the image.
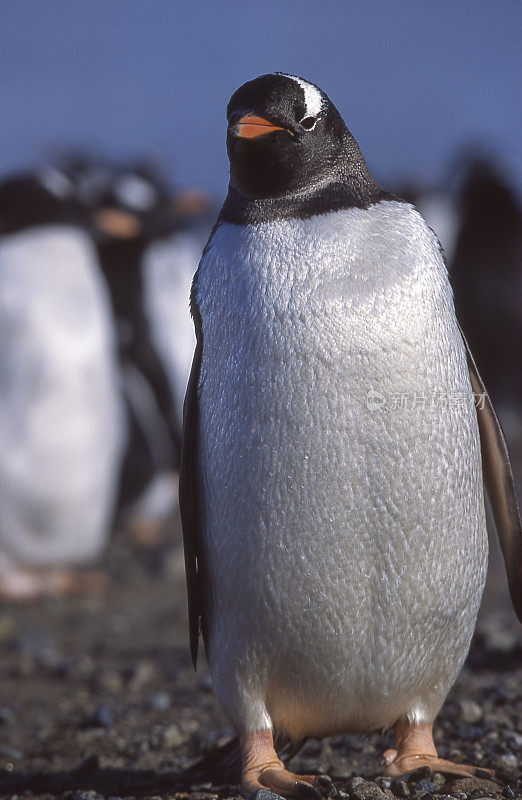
[299,116,319,131]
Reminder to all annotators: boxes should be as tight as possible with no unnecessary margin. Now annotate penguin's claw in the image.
[241,731,336,799]
[243,766,334,800]
[383,753,497,780]
[384,720,496,781]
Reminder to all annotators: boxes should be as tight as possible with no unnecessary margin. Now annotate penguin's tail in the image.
[184,734,307,785]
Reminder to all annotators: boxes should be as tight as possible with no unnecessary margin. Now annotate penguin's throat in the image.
[220,175,390,225]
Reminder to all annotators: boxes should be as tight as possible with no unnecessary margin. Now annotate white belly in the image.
[196,203,488,739]
[0,226,124,571]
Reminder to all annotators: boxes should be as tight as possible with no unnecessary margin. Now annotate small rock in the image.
[507,732,522,749]
[497,754,517,770]
[347,777,389,800]
[72,792,103,800]
[502,787,516,799]
[449,778,500,797]
[459,700,483,725]
[432,774,446,789]
[85,705,115,728]
[129,660,157,690]
[15,632,64,669]
[413,778,436,795]
[162,723,189,748]
[99,670,123,693]
[146,692,171,711]
[390,777,410,797]
[247,792,283,800]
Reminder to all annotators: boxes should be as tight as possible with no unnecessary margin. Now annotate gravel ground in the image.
[0,451,521,800]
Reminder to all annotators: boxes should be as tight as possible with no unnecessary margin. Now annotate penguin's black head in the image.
[0,170,84,235]
[226,73,373,200]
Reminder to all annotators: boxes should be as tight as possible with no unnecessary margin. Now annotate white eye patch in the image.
[278,73,324,118]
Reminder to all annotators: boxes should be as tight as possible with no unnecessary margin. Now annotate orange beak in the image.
[230,113,289,139]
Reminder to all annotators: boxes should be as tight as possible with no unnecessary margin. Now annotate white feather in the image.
[0,226,125,573]
[195,201,488,738]
[143,231,200,420]
[279,73,324,117]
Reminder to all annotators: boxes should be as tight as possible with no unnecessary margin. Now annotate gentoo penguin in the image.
[180,74,522,795]
[394,179,459,266]
[450,159,522,415]
[0,171,124,597]
[143,217,207,433]
[87,164,184,520]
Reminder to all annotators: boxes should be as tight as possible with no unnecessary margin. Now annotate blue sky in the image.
[2,0,521,200]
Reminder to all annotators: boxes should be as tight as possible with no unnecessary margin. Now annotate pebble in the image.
[129,660,158,690]
[449,778,501,797]
[507,732,522,749]
[497,753,517,770]
[390,778,410,797]
[162,723,190,748]
[247,792,283,800]
[99,669,124,693]
[73,792,104,800]
[459,699,483,724]
[413,779,437,797]
[432,774,446,789]
[347,777,390,800]
[146,692,171,711]
[85,704,115,728]
[15,632,64,669]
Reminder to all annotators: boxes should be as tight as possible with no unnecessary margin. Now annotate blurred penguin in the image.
[143,184,210,430]
[450,159,522,421]
[394,178,459,264]
[70,159,208,541]
[0,170,125,599]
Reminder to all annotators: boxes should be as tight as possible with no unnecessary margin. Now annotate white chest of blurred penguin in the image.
[0,177,124,586]
[144,229,200,419]
[180,74,522,796]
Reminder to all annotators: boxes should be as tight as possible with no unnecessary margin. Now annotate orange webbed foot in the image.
[382,720,496,781]
[241,731,336,799]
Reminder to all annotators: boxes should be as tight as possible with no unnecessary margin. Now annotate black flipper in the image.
[460,325,522,622]
[179,276,204,668]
